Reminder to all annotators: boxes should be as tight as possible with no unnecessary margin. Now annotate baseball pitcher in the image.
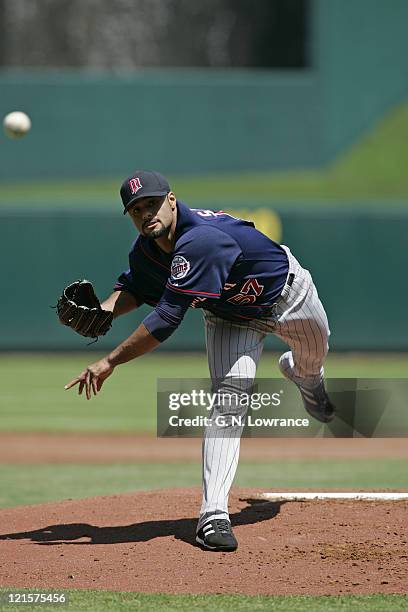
[61,170,334,552]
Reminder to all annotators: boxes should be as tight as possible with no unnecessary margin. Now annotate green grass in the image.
[0,460,406,508]
[0,463,199,507]
[0,352,406,433]
[0,591,407,612]
[1,103,408,209]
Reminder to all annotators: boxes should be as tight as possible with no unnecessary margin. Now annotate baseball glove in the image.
[56,280,113,339]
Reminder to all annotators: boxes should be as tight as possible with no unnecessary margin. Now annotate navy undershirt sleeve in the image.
[114,269,145,306]
[142,288,193,342]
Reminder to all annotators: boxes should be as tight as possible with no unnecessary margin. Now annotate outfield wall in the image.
[0,1,407,180]
[0,71,322,179]
[317,0,408,159]
[1,207,406,351]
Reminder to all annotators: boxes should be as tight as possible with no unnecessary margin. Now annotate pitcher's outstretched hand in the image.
[65,357,114,400]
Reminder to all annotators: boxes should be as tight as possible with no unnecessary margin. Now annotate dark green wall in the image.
[0,71,321,180]
[1,1,407,179]
[317,0,408,159]
[1,207,406,351]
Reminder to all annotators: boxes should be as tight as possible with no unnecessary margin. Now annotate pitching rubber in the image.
[258,492,408,501]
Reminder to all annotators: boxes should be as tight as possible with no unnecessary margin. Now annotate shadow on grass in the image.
[0,498,282,548]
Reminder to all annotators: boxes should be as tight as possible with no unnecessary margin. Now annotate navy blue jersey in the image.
[115,201,289,341]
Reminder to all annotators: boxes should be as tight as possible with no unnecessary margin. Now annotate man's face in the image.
[127,192,176,239]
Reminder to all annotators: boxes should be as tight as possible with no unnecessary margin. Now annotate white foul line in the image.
[259,492,408,501]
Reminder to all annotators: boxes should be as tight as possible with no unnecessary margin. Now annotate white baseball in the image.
[3,111,32,139]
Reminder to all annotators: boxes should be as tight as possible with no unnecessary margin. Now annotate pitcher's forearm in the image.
[101,290,139,319]
[107,323,160,366]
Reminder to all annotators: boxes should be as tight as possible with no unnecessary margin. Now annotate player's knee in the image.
[212,376,255,396]
[209,384,251,419]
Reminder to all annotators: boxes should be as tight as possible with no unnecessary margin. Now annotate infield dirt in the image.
[0,487,407,595]
[1,433,408,463]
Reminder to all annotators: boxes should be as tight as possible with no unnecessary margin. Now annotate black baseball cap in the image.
[120,170,171,215]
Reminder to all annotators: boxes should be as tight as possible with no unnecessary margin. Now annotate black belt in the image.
[257,273,295,321]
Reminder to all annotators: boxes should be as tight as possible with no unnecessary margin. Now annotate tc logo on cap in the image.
[129,177,142,195]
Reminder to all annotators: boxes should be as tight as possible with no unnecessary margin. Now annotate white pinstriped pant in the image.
[198,245,330,528]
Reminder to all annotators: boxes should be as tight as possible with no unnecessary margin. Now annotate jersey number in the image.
[194,209,238,220]
[227,278,264,305]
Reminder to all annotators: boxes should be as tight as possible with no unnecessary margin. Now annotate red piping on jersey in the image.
[232,303,277,308]
[166,282,220,297]
[139,242,170,271]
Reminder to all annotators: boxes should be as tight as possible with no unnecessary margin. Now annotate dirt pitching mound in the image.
[0,488,407,595]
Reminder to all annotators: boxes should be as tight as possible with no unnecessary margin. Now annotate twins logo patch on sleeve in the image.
[171,255,190,280]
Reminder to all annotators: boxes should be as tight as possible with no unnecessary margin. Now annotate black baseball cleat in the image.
[196,519,238,552]
[298,381,336,423]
